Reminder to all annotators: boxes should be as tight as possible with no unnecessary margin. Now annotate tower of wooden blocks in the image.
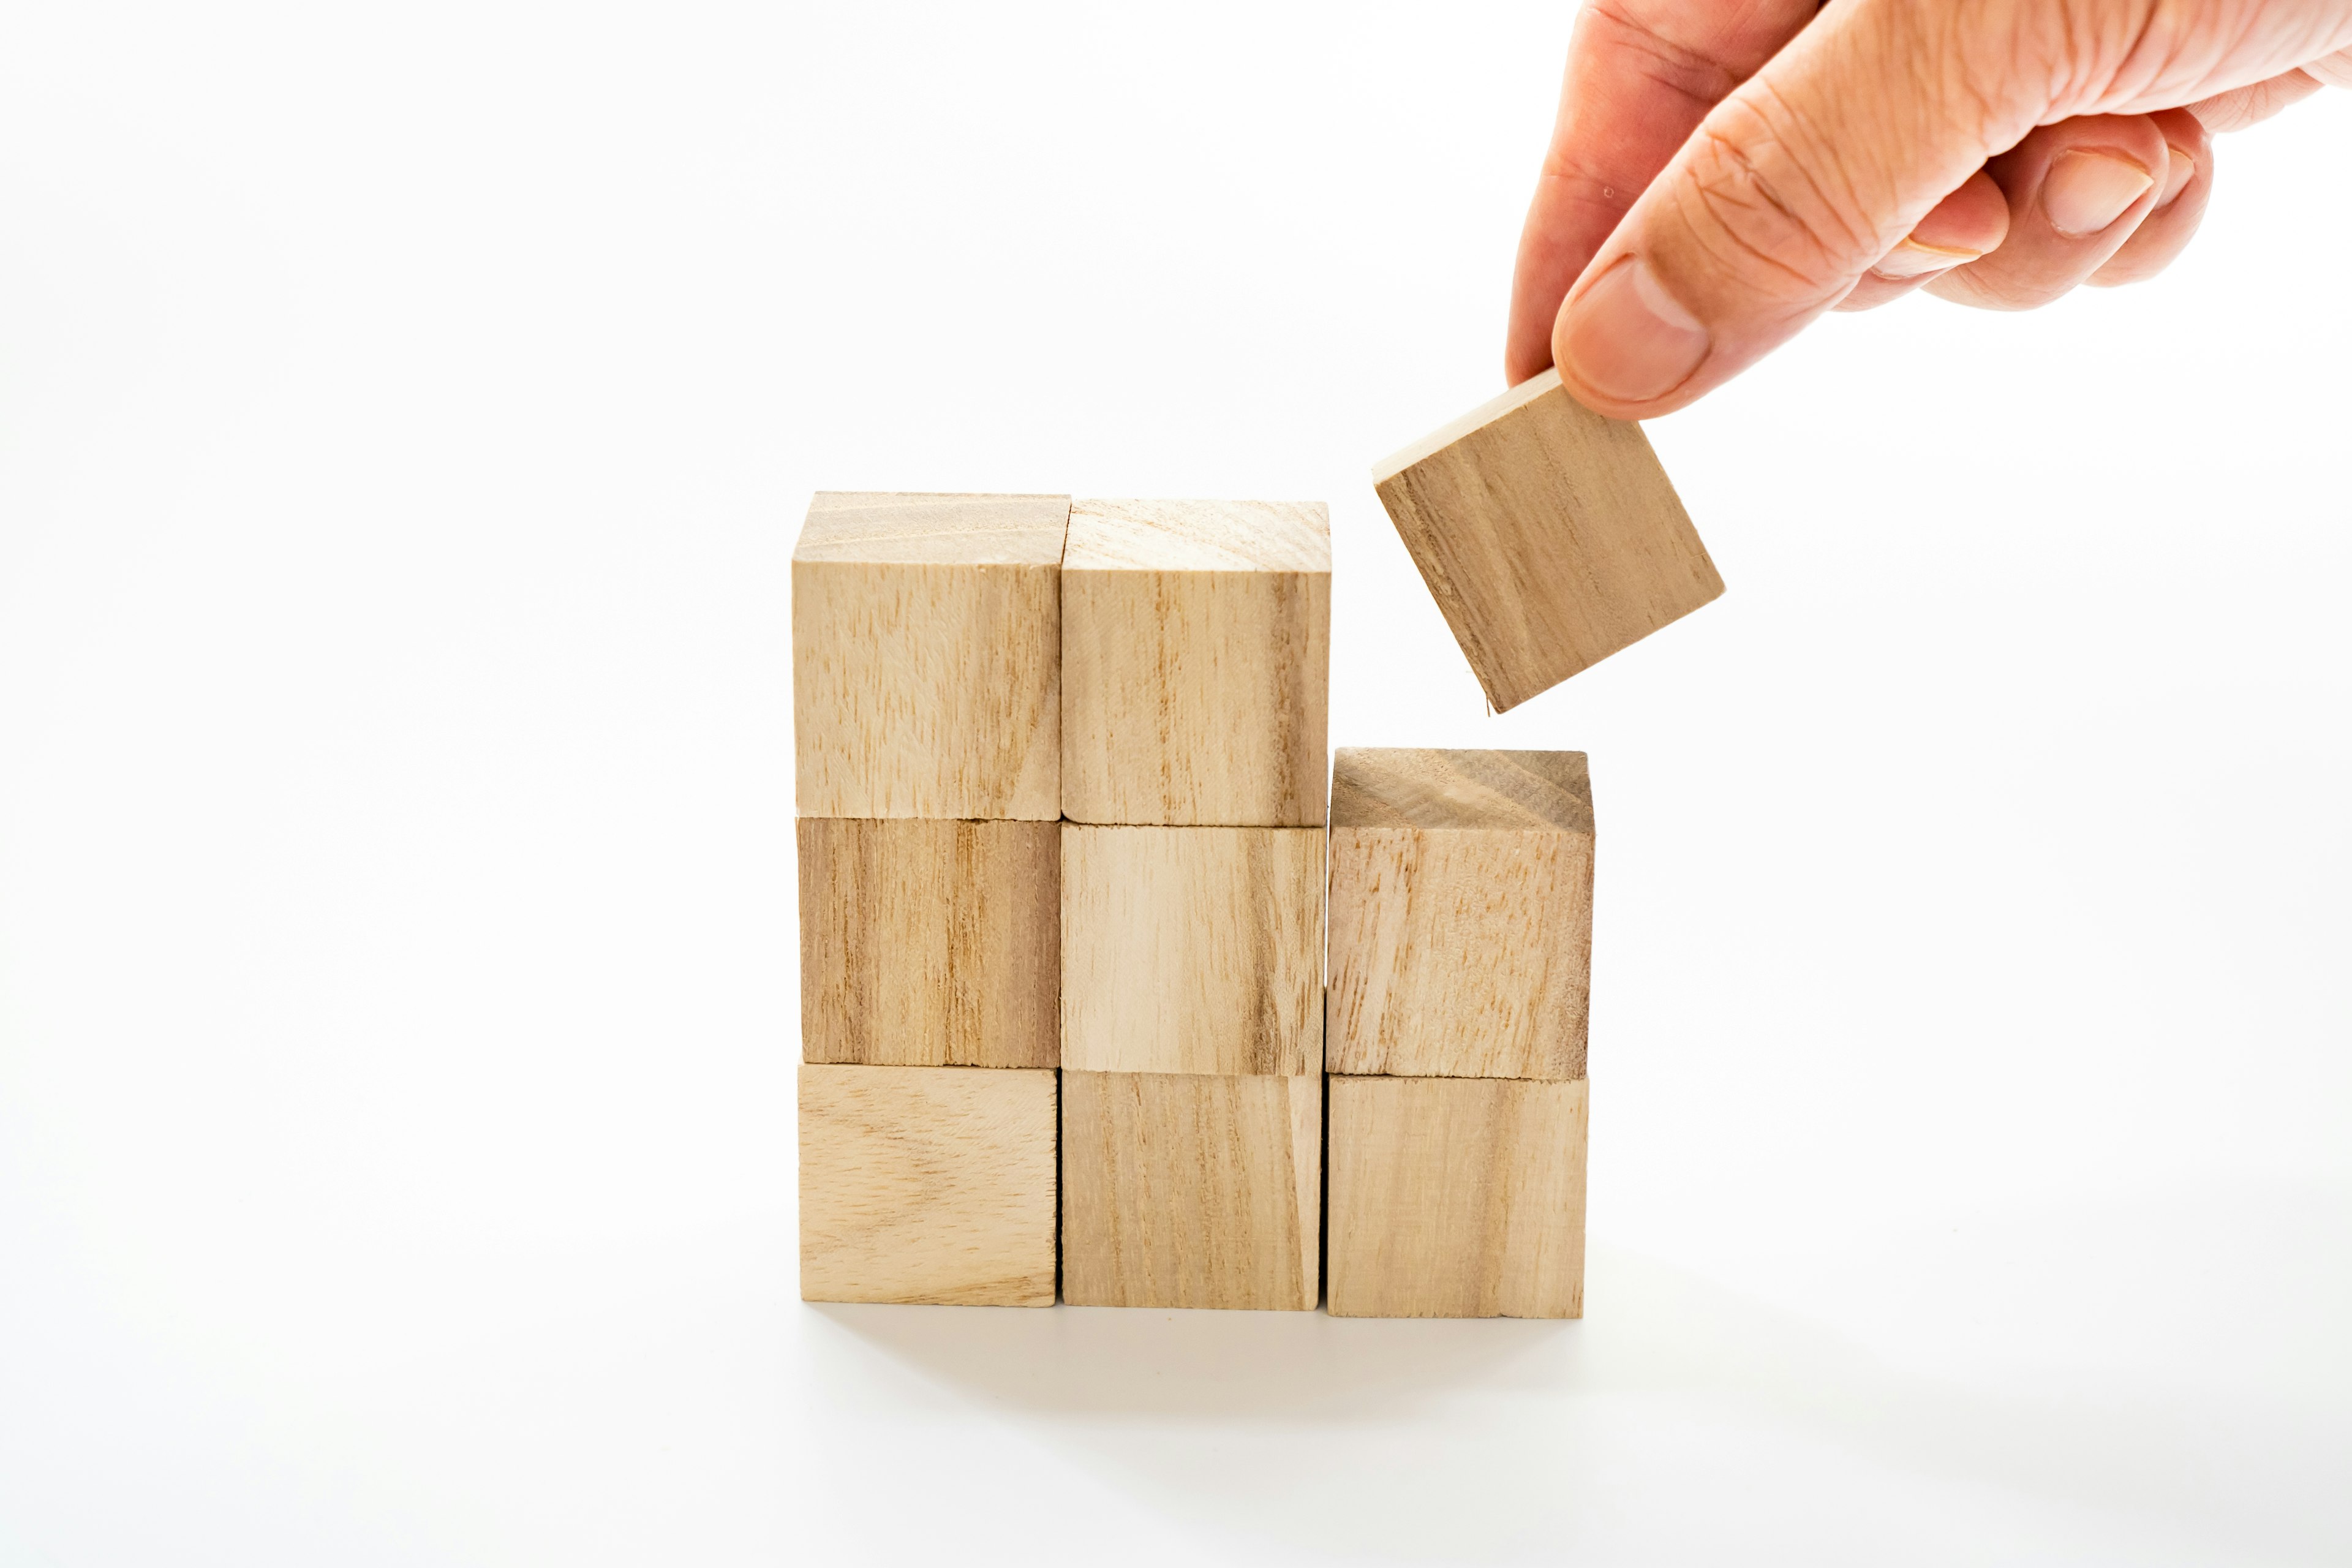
[1058,499,1332,1311]
[1323,748,1594,1317]
[793,492,1065,1306]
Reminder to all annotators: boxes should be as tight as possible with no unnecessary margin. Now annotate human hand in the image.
[1504,0,2352,415]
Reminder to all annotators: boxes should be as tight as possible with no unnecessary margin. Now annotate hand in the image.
[1505,0,2352,415]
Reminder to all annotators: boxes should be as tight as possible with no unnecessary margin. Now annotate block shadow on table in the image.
[808,1204,2352,1563]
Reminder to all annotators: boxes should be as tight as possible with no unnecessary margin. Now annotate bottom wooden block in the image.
[1325,1074,1588,1319]
[1061,1070,1319,1311]
[798,1063,1057,1306]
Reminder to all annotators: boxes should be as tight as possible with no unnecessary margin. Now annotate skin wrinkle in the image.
[2108,2,2345,111]
[1530,7,1761,224]
[1679,105,1871,297]
[1766,59,1896,240]
[1935,0,2035,153]
[2192,67,2323,126]
[1585,0,1780,97]
[2089,0,2225,109]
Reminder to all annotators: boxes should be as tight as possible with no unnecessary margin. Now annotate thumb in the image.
[1551,0,2043,415]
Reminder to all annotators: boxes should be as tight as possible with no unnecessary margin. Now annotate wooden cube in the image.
[1325,1074,1587,1319]
[1061,1070,1319,1311]
[1373,370,1721,712]
[1061,499,1330,826]
[1327,748,1591,1081]
[797,817,1058,1069]
[1061,825,1323,1076]
[793,492,1066,820]
[797,1063,1057,1306]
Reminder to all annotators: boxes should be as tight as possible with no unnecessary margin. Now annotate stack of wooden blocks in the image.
[1058,497,1330,1312]
[794,492,1065,1307]
[793,490,1590,1316]
[791,491,1332,1310]
[1322,748,1593,1317]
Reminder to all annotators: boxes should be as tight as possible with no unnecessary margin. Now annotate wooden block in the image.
[797,1063,1057,1306]
[1061,499,1330,826]
[1061,825,1323,1076]
[797,817,1058,1069]
[1061,1070,1319,1311]
[793,492,1066,820]
[1325,1074,1587,1319]
[1372,369,1722,712]
[1327,748,1592,1081]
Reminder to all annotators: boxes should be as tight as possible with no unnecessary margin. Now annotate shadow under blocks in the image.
[793,491,1589,1317]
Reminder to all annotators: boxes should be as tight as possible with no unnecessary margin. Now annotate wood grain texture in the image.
[793,492,1066,820]
[1060,1070,1319,1311]
[1061,499,1330,826]
[797,817,1058,1068]
[1325,1074,1587,1319]
[798,1063,1057,1306]
[1327,749,1592,1081]
[1061,826,1324,1076]
[1372,370,1721,712]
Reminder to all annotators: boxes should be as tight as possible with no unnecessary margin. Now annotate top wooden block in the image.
[1060,497,1331,574]
[1330,746,1594,835]
[793,492,1066,820]
[1061,499,1331,826]
[1327,748,1593,1081]
[1373,369,1722,713]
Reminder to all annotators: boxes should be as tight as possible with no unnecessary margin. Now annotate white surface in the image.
[2,3,2348,1563]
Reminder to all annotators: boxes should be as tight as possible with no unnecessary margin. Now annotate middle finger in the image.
[1927,113,2169,311]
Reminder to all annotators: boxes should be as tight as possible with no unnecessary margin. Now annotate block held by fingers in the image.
[1371,371,1722,712]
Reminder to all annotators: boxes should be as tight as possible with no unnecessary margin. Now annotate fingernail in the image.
[1558,255,1709,405]
[1871,238,1983,281]
[2043,149,2155,238]
[2157,144,2196,208]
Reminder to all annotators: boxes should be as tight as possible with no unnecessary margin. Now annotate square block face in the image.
[793,492,1066,820]
[1061,1071,1319,1311]
[1061,499,1331,826]
[1373,371,1722,712]
[798,817,1058,1068]
[797,1064,1057,1306]
[1327,749,1592,1080]
[1061,826,1324,1076]
[1325,1075,1588,1319]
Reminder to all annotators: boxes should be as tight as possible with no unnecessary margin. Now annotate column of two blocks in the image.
[1324,748,1595,1318]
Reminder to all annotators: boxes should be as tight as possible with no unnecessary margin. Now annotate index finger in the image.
[1505,0,1820,385]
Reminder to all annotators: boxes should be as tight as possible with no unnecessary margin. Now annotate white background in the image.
[2,2,2348,1563]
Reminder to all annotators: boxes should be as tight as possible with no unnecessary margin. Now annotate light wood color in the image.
[1061,499,1330,826]
[1061,825,1324,1076]
[1372,369,1721,712]
[1061,1070,1319,1311]
[793,492,1066,820]
[797,817,1058,1069]
[1327,748,1592,1081]
[1325,1074,1587,1319]
[798,1063,1057,1306]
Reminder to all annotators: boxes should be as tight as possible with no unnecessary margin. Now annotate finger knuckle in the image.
[1673,89,1883,300]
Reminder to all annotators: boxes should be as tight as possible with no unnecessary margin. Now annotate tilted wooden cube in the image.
[1061,499,1330,826]
[1327,748,1592,1081]
[1061,1069,1319,1311]
[1061,824,1324,1076]
[1325,1074,1588,1319]
[793,492,1066,820]
[1373,369,1721,712]
[797,816,1058,1069]
[798,1064,1057,1306]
